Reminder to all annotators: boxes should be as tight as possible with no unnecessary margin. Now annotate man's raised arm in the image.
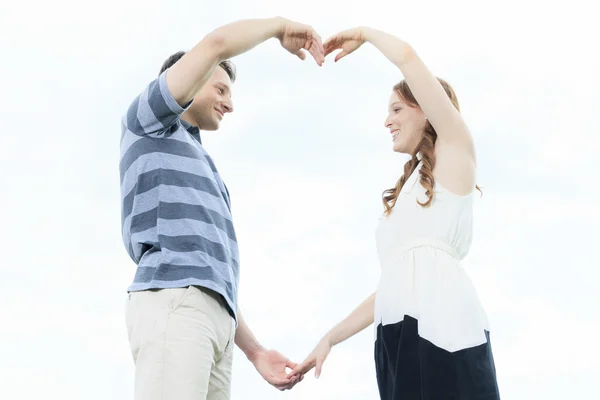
[166,17,323,106]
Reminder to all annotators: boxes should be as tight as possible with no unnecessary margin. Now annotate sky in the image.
[1,0,599,399]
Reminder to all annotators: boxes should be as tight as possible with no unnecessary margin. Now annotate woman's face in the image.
[384,91,427,154]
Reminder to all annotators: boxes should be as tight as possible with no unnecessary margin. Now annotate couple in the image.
[120,16,500,400]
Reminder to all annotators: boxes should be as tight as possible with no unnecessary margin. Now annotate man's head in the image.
[160,51,237,131]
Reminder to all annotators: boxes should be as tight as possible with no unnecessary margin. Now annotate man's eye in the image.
[218,88,224,94]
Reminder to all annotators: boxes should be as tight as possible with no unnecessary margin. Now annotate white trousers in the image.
[126,286,235,400]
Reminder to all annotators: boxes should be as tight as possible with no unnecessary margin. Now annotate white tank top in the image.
[374,161,490,352]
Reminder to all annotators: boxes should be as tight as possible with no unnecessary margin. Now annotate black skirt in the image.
[374,315,500,400]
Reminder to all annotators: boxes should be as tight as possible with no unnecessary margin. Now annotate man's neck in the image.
[181,114,198,128]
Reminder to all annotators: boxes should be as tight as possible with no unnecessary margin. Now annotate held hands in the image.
[250,348,304,391]
[276,17,325,66]
[251,338,333,392]
[277,19,369,65]
[288,336,333,380]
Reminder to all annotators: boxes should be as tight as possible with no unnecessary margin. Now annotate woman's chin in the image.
[392,143,407,154]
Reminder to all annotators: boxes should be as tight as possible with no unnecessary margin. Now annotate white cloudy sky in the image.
[1,0,598,399]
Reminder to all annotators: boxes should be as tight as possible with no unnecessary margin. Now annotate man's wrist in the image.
[269,16,287,41]
[245,344,267,362]
[324,332,336,347]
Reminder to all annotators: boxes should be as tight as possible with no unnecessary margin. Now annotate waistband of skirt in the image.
[395,238,460,260]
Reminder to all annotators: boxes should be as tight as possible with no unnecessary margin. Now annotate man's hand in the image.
[276,17,325,66]
[250,349,304,390]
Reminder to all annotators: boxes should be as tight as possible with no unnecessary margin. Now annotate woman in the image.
[288,27,500,399]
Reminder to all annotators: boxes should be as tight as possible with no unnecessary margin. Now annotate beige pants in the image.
[126,286,235,400]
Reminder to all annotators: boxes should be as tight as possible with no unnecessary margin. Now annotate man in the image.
[120,17,324,400]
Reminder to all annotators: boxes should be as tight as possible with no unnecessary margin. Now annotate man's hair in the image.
[159,51,236,83]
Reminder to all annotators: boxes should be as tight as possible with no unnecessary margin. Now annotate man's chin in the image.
[197,119,220,131]
[203,122,220,131]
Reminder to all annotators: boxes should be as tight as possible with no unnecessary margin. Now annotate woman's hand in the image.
[287,336,333,379]
[323,27,368,62]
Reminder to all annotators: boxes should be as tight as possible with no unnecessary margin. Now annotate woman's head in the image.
[384,79,459,155]
[382,78,461,214]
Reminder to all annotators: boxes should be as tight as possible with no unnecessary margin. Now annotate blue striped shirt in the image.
[120,71,239,319]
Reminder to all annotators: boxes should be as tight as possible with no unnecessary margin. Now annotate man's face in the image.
[187,66,233,131]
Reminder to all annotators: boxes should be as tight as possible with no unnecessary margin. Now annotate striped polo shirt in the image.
[120,71,239,319]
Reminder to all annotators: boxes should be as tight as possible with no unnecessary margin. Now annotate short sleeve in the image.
[122,71,193,138]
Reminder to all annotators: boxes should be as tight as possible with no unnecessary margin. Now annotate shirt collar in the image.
[180,120,202,144]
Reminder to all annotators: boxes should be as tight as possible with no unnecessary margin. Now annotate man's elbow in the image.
[202,32,227,60]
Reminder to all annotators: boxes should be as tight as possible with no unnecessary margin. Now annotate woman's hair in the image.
[382,78,479,215]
